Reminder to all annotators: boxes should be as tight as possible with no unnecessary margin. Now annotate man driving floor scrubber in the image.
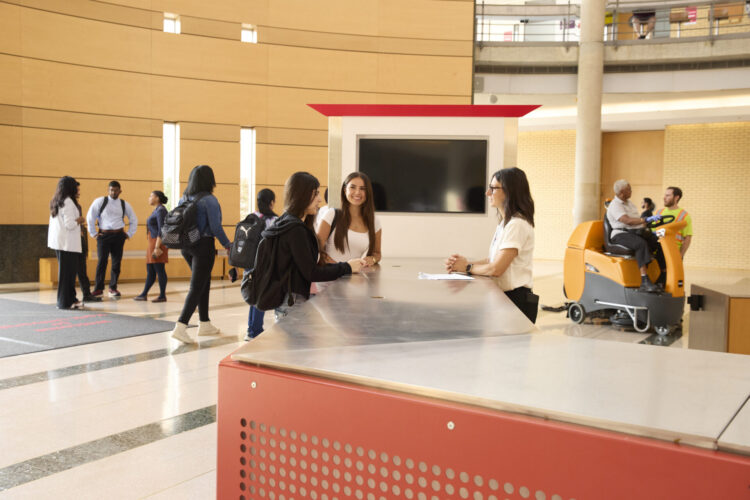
[606,179,665,293]
[563,179,689,335]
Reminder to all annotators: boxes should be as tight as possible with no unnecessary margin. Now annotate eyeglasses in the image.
[488,184,503,192]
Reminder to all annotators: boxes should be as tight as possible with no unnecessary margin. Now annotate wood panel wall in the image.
[0,0,474,252]
[601,131,665,217]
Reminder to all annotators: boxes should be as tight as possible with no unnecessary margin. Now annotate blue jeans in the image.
[247,306,264,338]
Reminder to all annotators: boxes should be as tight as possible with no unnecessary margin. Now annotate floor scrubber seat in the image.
[603,214,635,257]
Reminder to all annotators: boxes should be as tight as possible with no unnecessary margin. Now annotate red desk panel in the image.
[217,357,750,500]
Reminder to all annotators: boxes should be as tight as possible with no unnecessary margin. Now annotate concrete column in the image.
[573,0,605,224]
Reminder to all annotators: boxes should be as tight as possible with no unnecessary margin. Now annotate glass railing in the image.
[475,1,750,43]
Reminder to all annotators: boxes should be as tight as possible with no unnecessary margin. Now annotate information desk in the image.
[218,260,750,499]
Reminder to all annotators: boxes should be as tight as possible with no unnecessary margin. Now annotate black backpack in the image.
[161,193,206,249]
[241,236,294,311]
[228,213,266,269]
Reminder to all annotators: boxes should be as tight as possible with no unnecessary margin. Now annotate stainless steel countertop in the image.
[231,259,750,453]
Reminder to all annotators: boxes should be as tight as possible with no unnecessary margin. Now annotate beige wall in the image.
[0,0,473,252]
[663,122,750,270]
[601,131,664,218]
[518,130,577,261]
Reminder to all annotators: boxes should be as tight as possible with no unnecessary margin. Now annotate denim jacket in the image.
[180,193,231,248]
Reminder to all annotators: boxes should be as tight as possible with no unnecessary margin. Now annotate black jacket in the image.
[262,213,351,299]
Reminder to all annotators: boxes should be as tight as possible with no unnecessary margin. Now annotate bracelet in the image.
[466,264,473,275]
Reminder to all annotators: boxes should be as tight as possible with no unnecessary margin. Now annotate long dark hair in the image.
[257,188,277,218]
[50,176,79,217]
[494,167,534,227]
[184,165,216,196]
[643,197,655,211]
[152,190,168,205]
[284,172,319,229]
[334,172,376,255]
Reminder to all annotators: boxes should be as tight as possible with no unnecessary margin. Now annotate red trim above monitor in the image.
[308,104,540,118]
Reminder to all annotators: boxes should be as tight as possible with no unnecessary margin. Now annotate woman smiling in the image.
[316,172,382,267]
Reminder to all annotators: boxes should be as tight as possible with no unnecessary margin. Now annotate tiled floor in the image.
[0,261,747,498]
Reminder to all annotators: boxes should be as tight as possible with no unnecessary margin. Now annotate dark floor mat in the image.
[0,298,174,357]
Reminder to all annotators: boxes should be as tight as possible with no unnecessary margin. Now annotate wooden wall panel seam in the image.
[177,138,238,144]
[2,124,158,139]
[0,103,267,129]
[260,42,472,57]
[1,51,471,97]
[256,24,473,43]
[256,142,326,147]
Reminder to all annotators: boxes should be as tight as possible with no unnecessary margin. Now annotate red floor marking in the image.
[0,314,107,330]
[35,320,112,332]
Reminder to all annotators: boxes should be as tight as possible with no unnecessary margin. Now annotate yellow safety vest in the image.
[657,208,688,242]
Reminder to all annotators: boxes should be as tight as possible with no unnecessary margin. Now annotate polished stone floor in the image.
[0,261,746,499]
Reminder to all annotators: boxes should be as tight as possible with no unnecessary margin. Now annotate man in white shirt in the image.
[606,179,664,293]
[86,180,138,298]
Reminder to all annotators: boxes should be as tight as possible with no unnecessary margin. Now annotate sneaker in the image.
[133,295,147,301]
[108,288,121,298]
[151,296,167,303]
[171,322,194,344]
[197,321,220,336]
[244,331,262,342]
[82,294,102,302]
[91,289,103,297]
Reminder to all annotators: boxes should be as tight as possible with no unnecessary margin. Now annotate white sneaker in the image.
[171,322,194,344]
[197,321,221,336]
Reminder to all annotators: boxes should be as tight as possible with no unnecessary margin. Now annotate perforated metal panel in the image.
[236,419,564,500]
[218,360,750,500]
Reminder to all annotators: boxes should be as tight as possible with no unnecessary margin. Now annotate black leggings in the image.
[141,263,167,298]
[56,250,79,308]
[178,238,216,324]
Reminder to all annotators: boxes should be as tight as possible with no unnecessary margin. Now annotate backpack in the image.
[241,236,294,311]
[228,213,265,269]
[160,193,206,249]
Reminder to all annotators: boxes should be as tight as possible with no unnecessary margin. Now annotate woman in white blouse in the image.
[48,176,86,309]
[316,172,382,267]
[445,167,538,322]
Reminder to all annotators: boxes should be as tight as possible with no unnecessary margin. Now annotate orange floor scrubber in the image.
[563,214,686,335]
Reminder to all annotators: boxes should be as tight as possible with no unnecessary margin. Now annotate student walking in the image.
[86,180,137,298]
[171,165,232,344]
[134,191,169,302]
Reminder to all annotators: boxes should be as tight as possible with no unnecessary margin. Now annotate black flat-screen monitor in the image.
[358,138,487,213]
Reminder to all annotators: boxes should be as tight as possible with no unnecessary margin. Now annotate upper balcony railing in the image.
[475,1,750,44]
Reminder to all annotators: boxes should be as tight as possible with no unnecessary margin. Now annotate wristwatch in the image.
[466,264,473,275]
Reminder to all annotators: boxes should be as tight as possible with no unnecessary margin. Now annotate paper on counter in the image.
[418,272,475,280]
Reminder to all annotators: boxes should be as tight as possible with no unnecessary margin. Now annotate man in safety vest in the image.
[657,186,693,258]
